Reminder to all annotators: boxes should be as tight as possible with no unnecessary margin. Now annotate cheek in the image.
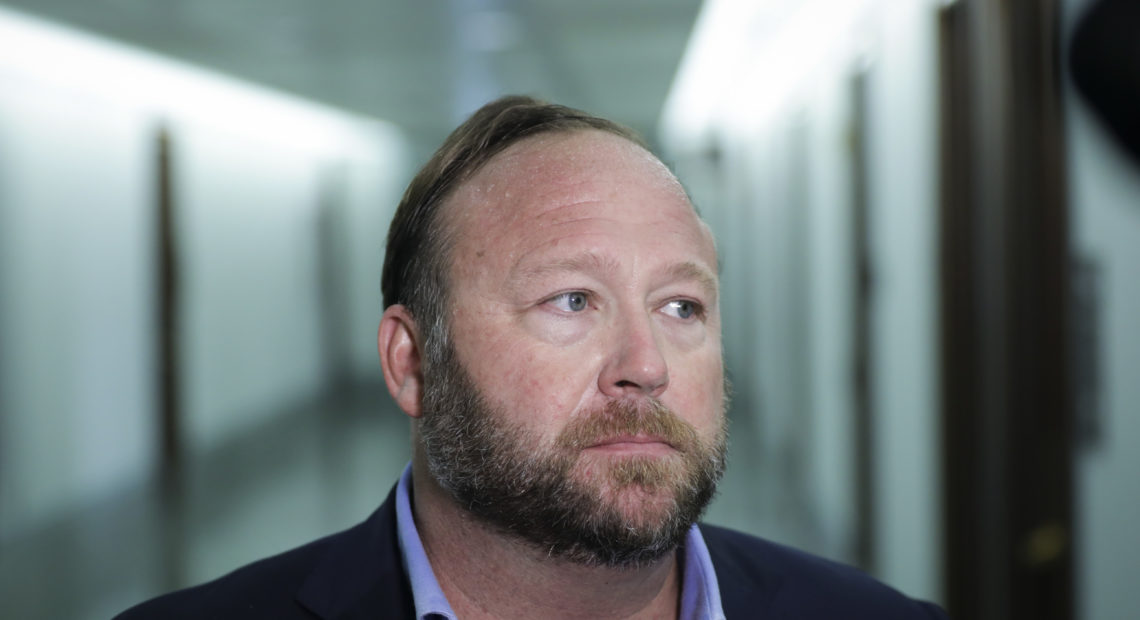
[668,348,725,426]
[452,319,593,423]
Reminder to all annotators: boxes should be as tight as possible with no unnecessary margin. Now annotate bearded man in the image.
[118,96,948,619]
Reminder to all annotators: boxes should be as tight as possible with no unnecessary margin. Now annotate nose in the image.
[598,308,670,398]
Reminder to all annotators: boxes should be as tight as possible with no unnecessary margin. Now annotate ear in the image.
[378,304,425,418]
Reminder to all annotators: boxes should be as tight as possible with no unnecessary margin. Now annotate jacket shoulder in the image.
[699,524,949,619]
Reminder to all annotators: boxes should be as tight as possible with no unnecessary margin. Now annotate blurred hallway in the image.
[3,1,1140,618]
[1,387,409,619]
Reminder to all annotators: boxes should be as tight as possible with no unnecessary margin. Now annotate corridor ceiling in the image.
[1,0,703,151]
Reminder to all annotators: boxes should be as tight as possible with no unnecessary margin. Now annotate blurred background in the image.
[0,0,1135,618]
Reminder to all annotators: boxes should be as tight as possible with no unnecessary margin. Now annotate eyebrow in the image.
[666,261,719,300]
[510,252,718,300]
[511,252,620,286]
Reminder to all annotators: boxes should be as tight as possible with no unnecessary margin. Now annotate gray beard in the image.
[417,340,727,569]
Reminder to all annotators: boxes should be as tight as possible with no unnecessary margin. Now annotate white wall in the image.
[863,1,941,601]
[0,71,156,541]
[1063,3,1140,618]
[803,77,859,559]
[176,122,327,448]
[0,8,406,541]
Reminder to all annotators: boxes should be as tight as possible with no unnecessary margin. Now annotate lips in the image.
[583,434,680,457]
[588,434,674,449]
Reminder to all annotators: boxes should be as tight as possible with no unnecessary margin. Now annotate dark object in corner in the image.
[1070,0,1140,165]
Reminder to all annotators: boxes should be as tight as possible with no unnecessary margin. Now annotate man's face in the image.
[419,130,727,566]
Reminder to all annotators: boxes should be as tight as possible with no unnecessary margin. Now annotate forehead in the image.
[443,130,708,251]
[470,130,680,198]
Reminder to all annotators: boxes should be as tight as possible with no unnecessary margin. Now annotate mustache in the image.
[555,399,700,453]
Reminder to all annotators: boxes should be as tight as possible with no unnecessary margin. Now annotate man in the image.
[119,96,948,619]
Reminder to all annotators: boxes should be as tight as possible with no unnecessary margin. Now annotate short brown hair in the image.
[380,95,646,357]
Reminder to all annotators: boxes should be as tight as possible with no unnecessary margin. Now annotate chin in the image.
[612,486,685,526]
[574,455,689,516]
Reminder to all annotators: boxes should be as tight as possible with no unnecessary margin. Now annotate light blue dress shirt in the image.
[394,463,726,620]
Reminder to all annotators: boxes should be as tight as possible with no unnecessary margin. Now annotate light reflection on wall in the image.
[0,6,408,544]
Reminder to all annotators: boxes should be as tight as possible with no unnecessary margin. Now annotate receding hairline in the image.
[433,127,693,238]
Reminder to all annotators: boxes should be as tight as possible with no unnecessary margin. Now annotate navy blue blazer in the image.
[117,486,948,619]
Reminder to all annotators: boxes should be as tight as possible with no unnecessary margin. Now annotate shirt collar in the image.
[395,463,457,620]
[680,519,727,620]
[394,462,725,620]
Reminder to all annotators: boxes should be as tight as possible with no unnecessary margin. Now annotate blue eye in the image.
[665,299,700,320]
[551,291,589,312]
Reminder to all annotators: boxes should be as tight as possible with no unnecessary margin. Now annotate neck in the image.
[410,455,682,620]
